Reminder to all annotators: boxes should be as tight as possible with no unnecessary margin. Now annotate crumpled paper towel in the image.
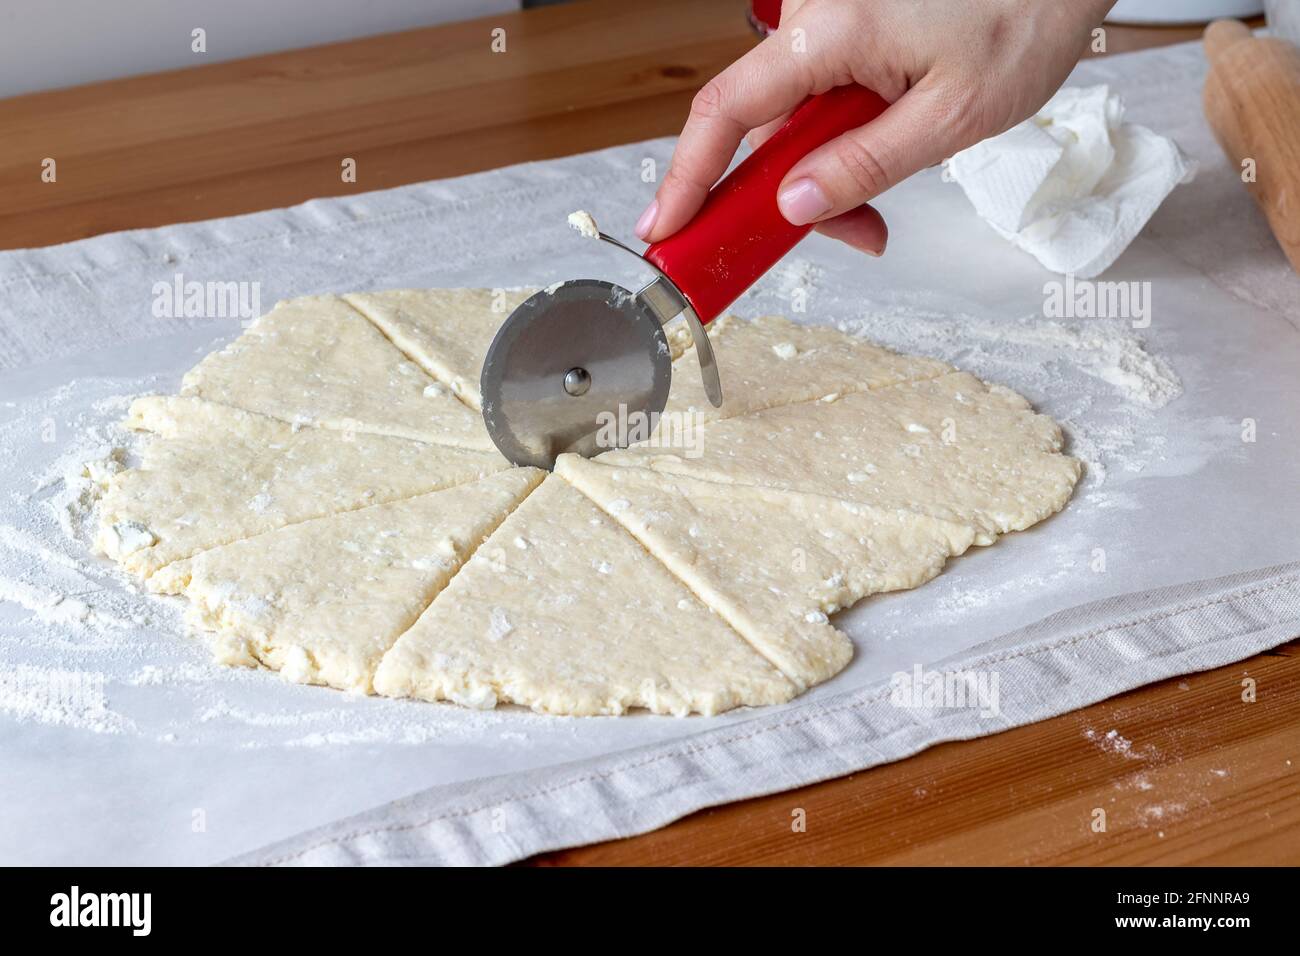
[947,85,1196,278]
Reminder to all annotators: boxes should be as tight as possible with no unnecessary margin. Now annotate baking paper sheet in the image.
[0,41,1296,865]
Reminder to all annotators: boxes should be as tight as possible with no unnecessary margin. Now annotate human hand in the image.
[636,0,1116,255]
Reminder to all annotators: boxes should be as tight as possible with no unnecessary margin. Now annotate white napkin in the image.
[946,85,1196,278]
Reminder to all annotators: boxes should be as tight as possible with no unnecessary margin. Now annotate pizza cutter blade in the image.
[482,83,892,470]
[480,279,674,469]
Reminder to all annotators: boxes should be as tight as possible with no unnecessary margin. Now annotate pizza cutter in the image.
[481,84,889,469]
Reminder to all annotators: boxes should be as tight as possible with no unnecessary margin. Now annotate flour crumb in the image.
[1140,802,1186,823]
[1083,727,1154,761]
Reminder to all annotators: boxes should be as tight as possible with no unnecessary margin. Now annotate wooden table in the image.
[4,0,1293,865]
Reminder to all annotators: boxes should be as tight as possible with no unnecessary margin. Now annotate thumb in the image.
[776,85,955,226]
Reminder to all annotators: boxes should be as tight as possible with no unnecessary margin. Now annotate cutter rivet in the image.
[563,367,592,397]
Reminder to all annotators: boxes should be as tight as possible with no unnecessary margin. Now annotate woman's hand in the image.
[636,0,1116,254]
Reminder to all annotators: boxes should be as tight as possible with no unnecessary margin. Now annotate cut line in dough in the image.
[663,313,954,424]
[344,288,536,410]
[346,287,702,410]
[95,396,507,578]
[603,371,1081,546]
[373,475,796,715]
[149,468,545,692]
[557,454,976,689]
[181,293,496,450]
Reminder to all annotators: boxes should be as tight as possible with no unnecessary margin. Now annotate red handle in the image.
[646,84,889,325]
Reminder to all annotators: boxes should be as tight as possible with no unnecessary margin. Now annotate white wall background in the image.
[0,0,520,98]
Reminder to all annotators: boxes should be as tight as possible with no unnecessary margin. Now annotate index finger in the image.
[640,35,815,242]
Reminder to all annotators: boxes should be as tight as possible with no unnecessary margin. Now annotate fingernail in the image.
[778,178,832,226]
[635,199,659,240]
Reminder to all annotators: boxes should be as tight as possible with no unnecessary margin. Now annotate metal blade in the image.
[480,279,673,469]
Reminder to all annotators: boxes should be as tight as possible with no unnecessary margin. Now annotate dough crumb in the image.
[280,646,314,684]
[450,683,499,710]
[108,521,156,557]
[567,210,600,239]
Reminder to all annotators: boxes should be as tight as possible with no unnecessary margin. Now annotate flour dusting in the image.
[740,258,1192,492]
[839,306,1181,409]
[0,376,556,749]
[1083,727,1155,761]
[0,665,133,734]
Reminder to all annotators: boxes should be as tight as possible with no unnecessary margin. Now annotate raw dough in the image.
[665,314,954,424]
[603,371,1081,545]
[344,288,535,409]
[556,455,975,689]
[373,475,796,715]
[182,293,495,450]
[98,289,1081,717]
[95,396,506,577]
[149,468,544,691]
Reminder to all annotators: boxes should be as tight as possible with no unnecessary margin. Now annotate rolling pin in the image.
[1203,19,1300,272]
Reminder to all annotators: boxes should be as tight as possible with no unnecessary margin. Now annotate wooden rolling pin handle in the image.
[1204,18,1252,61]
[1202,19,1300,273]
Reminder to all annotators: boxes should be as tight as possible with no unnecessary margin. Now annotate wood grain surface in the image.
[1,0,1292,865]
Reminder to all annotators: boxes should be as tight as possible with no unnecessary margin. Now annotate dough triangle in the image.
[96,396,507,578]
[344,288,536,410]
[663,313,952,425]
[605,371,1081,545]
[347,288,705,411]
[181,293,495,450]
[148,468,545,692]
[557,455,975,688]
[373,475,795,715]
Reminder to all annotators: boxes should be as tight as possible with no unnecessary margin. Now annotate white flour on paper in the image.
[0,376,559,746]
[843,308,1182,410]
[0,664,133,735]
